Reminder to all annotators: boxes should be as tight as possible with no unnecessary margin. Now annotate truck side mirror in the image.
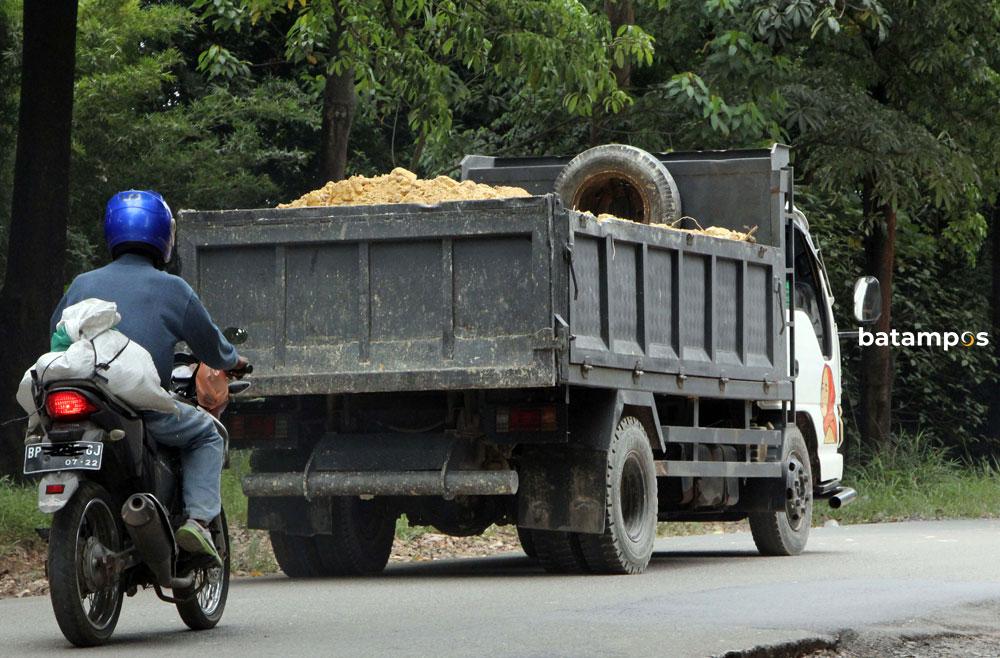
[852,276,881,324]
[223,326,248,345]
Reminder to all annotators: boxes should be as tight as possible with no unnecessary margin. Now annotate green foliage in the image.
[0,1,21,276]
[815,431,1000,524]
[222,450,251,526]
[193,0,655,152]
[0,475,46,555]
[61,0,320,276]
[1,0,997,451]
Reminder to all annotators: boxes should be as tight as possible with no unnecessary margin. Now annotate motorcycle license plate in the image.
[23,441,103,475]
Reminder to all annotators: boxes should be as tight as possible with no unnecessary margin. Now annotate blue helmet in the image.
[104,190,175,263]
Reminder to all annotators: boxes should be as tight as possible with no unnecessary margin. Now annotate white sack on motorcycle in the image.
[17,298,177,428]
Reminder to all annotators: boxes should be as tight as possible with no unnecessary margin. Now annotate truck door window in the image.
[793,230,832,358]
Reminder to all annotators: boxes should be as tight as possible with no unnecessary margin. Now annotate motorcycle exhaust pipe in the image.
[121,493,193,590]
[829,487,857,509]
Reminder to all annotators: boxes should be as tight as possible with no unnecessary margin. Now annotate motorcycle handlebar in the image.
[228,363,253,377]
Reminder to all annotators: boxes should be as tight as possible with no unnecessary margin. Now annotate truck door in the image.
[791,219,844,483]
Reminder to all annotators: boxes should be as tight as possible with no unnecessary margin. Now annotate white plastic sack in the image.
[17,298,177,429]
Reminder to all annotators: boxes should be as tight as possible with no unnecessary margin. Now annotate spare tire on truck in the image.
[554,144,682,224]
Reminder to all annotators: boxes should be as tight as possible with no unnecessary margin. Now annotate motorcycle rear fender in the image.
[37,472,81,514]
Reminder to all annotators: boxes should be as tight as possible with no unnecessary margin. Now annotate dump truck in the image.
[176,143,877,575]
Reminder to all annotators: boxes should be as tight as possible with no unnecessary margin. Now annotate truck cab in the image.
[789,210,844,484]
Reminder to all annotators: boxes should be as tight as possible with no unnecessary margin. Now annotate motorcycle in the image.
[23,327,252,646]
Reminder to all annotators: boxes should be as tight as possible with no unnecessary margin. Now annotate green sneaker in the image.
[176,519,222,567]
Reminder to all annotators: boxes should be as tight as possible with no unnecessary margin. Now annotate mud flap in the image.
[37,472,80,514]
[516,445,606,533]
[248,496,332,535]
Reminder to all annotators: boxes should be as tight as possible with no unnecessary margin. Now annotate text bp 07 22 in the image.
[24,441,104,475]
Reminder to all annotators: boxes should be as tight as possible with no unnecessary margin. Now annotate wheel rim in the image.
[620,452,648,541]
[193,566,225,616]
[784,454,812,531]
[74,498,120,631]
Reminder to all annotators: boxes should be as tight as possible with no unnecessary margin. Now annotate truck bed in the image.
[178,195,790,401]
[177,196,559,396]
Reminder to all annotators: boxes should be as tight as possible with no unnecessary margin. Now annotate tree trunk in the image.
[987,204,1000,438]
[318,66,356,183]
[604,0,634,90]
[0,1,78,477]
[858,177,896,449]
[590,0,634,147]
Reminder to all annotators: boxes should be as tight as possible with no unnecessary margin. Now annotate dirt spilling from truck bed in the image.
[278,168,530,208]
[278,169,757,243]
[591,212,758,243]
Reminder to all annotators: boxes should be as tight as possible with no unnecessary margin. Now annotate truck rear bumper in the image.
[242,470,518,498]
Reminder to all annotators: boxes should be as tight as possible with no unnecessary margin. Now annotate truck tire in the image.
[269,531,326,578]
[313,497,396,576]
[577,416,658,574]
[554,144,681,224]
[532,530,589,573]
[516,526,537,559]
[749,427,812,556]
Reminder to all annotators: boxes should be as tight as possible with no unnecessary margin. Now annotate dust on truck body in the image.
[177,144,860,575]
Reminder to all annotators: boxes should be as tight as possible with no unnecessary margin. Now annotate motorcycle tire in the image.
[176,509,231,630]
[48,480,125,647]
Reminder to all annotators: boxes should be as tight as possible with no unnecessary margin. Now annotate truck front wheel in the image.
[749,427,813,556]
[578,416,658,574]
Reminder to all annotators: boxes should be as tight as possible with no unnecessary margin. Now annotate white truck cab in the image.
[768,208,880,492]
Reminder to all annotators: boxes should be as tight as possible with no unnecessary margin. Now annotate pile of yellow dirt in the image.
[591,212,757,243]
[278,168,530,208]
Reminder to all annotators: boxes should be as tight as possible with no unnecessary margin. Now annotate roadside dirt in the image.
[805,633,1000,657]
[0,524,525,598]
[278,168,529,208]
[1,520,746,598]
[792,601,1000,658]
[0,541,46,599]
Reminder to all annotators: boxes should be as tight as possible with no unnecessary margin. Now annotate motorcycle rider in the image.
[50,190,247,565]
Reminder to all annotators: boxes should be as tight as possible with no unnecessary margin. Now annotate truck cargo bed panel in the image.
[178,198,558,395]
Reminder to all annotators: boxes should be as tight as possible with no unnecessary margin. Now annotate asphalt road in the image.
[3,520,1000,657]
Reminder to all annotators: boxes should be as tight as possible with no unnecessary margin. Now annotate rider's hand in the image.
[229,355,251,378]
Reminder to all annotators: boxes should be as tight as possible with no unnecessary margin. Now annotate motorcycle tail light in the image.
[45,484,66,495]
[46,391,98,421]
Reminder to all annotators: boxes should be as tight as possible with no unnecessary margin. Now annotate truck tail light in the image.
[46,391,98,422]
[496,405,558,432]
[229,414,289,441]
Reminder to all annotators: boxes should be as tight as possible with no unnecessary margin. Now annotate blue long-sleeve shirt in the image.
[50,254,239,387]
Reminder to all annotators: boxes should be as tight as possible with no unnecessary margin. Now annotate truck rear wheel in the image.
[313,497,396,576]
[269,531,326,578]
[749,427,812,556]
[555,144,682,224]
[270,497,396,577]
[532,530,589,573]
[578,416,658,574]
[516,526,537,559]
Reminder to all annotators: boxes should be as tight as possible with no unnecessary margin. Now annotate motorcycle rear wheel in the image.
[175,509,231,630]
[48,480,124,647]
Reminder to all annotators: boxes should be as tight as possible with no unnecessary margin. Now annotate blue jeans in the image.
[144,401,223,521]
